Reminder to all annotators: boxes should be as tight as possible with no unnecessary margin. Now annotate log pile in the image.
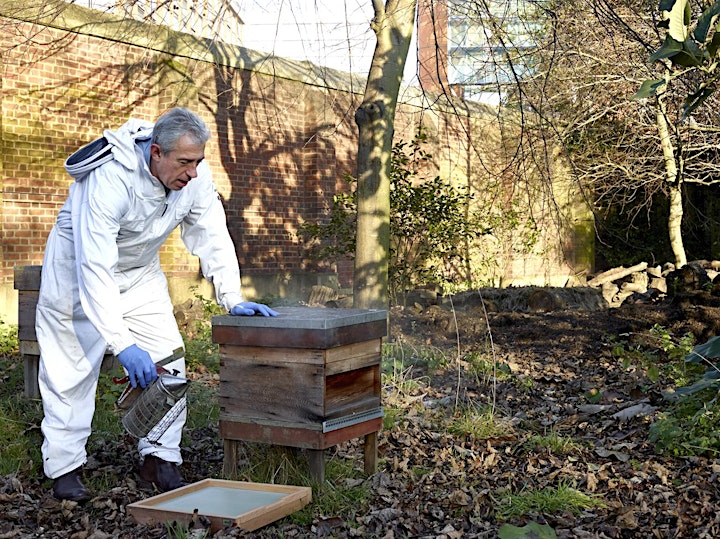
[587,260,720,307]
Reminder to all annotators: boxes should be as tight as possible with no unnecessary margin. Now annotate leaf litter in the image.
[3,298,720,537]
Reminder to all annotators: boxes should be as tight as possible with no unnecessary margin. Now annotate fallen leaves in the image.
[4,303,720,537]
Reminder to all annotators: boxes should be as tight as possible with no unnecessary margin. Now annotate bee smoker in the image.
[115,348,189,444]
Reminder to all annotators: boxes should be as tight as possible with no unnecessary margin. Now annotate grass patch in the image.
[184,381,219,430]
[524,432,583,455]
[383,360,427,399]
[0,319,18,356]
[382,342,431,407]
[90,372,126,442]
[448,404,513,440]
[464,351,512,383]
[0,353,43,476]
[382,406,405,430]
[305,458,369,524]
[182,289,224,374]
[494,482,604,520]
[0,399,43,476]
[383,340,450,373]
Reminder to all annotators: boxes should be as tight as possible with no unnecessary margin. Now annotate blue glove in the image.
[117,344,158,389]
[230,302,279,317]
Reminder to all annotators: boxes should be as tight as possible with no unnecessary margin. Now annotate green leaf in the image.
[693,1,720,43]
[499,522,558,539]
[664,0,690,42]
[682,38,706,63]
[650,36,684,62]
[659,0,678,11]
[685,335,720,363]
[708,32,720,58]
[648,364,660,383]
[682,86,715,118]
[631,79,665,100]
[671,51,703,67]
[667,376,720,398]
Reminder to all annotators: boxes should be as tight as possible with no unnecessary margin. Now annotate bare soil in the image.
[3,292,720,538]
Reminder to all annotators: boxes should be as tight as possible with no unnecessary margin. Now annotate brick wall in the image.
[0,12,369,295]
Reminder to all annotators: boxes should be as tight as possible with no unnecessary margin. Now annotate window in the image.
[447,0,546,99]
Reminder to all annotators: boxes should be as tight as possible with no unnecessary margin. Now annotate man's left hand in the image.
[231,302,279,317]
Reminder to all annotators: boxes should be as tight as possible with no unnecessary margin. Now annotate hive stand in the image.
[14,265,43,398]
[14,265,116,398]
[212,307,387,483]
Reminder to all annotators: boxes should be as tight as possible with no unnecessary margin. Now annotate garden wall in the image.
[0,0,593,323]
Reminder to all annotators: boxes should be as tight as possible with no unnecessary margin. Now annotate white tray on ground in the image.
[127,478,312,532]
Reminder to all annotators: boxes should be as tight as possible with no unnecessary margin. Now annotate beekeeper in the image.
[36,107,278,502]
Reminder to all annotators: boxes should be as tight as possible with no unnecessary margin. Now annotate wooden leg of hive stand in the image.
[308,449,325,484]
[23,354,40,399]
[223,439,239,478]
[363,431,378,475]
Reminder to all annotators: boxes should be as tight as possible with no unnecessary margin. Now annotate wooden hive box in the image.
[212,307,387,480]
[13,266,42,398]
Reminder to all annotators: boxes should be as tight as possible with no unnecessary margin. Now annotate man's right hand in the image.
[117,344,158,389]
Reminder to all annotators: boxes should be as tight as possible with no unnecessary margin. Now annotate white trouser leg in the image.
[36,236,109,480]
[37,304,107,479]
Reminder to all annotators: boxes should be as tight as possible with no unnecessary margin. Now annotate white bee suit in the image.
[36,119,243,479]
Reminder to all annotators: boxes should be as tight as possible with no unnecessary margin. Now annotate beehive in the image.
[212,307,387,481]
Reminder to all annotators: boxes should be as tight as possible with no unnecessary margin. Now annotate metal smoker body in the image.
[119,373,189,443]
[115,348,189,444]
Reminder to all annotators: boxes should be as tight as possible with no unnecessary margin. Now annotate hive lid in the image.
[212,306,386,329]
[211,307,388,348]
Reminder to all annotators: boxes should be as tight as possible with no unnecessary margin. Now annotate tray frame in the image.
[127,478,312,532]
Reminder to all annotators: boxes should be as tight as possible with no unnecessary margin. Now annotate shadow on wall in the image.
[208,43,357,285]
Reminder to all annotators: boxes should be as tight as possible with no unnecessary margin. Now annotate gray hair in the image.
[152,107,211,152]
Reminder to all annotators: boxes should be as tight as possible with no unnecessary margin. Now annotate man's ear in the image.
[150,143,163,160]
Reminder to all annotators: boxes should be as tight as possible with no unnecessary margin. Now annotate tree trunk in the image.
[353,0,417,310]
[656,80,687,268]
[667,183,685,267]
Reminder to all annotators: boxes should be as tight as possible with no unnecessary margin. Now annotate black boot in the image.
[140,455,186,492]
[52,467,91,502]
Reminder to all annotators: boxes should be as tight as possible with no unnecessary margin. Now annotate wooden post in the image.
[363,432,378,475]
[14,265,118,399]
[308,449,325,484]
[14,266,42,399]
[223,439,240,478]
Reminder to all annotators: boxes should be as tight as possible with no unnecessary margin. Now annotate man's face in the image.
[150,134,206,191]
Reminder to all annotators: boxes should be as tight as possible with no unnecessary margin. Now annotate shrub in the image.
[299,129,490,302]
[650,332,720,456]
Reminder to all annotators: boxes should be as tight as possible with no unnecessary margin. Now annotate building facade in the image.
[417,0,545,103]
